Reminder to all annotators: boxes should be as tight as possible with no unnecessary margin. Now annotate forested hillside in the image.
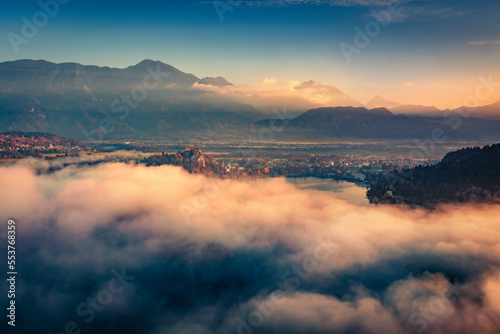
[368,144,500,206]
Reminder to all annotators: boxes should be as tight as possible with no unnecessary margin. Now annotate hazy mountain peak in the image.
[294,80,341,94]
[293,81,363,107]
[366,95,402,109]
[129,59,169,69]
[125,59,200,86]
[197,77,234,87]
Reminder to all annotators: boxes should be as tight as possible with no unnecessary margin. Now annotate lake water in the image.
[286,177,371,206]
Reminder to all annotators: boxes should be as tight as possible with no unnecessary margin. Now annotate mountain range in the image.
[0,59,268,140]
[366,95,500,120]
[1,59,500,141]
[256,106,500,140]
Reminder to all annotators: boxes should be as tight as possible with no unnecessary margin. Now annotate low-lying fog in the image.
[1,162,499,333]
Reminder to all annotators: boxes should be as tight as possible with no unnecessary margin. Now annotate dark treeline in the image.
[368,144,500,207]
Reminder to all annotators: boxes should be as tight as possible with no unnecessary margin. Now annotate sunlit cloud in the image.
[193,77,363,111]
[1,162,500,333]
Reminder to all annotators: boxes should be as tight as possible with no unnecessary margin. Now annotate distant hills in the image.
[367,144,500,207]
[256,106,500,140]
[390,104,442,117]
[366,96,441,115]
[366,95,500,120]
[0,59,500,141]
[467,100,500,120]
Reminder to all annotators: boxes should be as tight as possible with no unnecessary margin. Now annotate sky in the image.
[1,0,500,108]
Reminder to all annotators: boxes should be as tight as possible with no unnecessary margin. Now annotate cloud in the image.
[1,162,500,333]
[223,292,401,333]
[402,82,415,87]
[193,78,363,112]
[200,0,417,8]
[201,0,461,23]
[468,40,500,46]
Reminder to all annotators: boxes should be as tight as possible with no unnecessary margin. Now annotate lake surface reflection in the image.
[286,177,371,206]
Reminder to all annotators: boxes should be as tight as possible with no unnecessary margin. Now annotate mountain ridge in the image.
[255,106,500,140]
[0,59,261,140]
[1,59,500,141]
